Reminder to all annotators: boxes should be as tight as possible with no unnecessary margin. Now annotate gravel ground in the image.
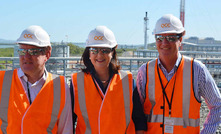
[200,98,221,133]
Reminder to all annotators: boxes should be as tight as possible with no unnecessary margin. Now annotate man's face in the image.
[155,33,182,59]
[18,44,50,76]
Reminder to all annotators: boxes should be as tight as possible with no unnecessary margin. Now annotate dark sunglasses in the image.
[89,47,112,54]
[155,34,182,42]
[17,48,46,56]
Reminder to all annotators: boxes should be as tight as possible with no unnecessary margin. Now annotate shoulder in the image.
[138,62,148,72]
[49,73,65,81]
[0,69,15,79]
[71,71,86,79]
[136,62,148,82]
[182,56,206,69]
[119,70,132,75]
[0,70,6,76]
[193,59,206,67]
[118,70,133,80]
[137,59,156,74]
[192,59,208,73]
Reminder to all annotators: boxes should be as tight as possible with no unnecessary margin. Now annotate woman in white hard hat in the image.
[137,14,221,134]
[70,26,147,133]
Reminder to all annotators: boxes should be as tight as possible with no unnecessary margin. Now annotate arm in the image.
[136,63,147,104]
[70,81,77,132]
[194,61,221,134]
[57,82,73,134]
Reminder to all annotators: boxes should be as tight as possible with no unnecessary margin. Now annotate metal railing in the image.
[0,57,221,84]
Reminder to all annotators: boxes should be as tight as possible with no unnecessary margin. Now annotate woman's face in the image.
[89,47,113,71]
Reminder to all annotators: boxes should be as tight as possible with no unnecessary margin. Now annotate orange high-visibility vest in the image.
[144,56,201,134]
[72,70,135,134]
[0,69,66,134]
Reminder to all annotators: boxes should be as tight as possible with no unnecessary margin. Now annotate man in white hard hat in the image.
[0,25,73,133]
[136,14,221,134]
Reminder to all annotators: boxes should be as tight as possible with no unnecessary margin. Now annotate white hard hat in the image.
[16,25,51,47]
[153,14,185,35]
[86,26,117,48]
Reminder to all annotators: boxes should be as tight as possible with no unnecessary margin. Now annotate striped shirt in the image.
[136,53,221,134]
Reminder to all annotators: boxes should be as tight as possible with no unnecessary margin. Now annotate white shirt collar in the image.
[17,68,48,85]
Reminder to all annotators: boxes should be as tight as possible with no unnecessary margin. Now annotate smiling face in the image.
[89,47,113,72]
[155,33,182,60]
[19,44,51,78]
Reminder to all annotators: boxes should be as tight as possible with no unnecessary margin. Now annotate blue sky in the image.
[0,0,220,45]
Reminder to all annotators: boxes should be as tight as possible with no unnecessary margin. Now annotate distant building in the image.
[182,37,221,52]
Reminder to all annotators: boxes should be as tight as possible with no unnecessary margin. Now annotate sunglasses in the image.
[89,47,112,54]
[17,48,46,56]
[155,34,182,42]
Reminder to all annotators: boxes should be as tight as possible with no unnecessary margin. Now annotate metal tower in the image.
[179,0,185,50]
[144,12,149,49]
[180,0,185,27]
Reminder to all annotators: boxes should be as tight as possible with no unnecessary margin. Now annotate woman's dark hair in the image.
[81,47,121,74]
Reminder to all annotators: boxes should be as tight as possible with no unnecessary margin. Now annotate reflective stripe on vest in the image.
[182,56,191,128]
[77,72,91,134]
[77,71,131,132]
[0,70,14,133]
[147,60,156,122]
[47,75,62,133]
[147,57,199,127]
[119,70,131,129]
[146,114,200,127]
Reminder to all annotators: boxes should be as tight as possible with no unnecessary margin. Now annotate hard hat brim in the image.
[153,29,185,35]
[16,41,51,47]
[86,43,117,48]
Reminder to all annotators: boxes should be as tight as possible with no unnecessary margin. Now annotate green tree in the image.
[0,48,14,69]
[67,43,84,56]
[0,48,14,57]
